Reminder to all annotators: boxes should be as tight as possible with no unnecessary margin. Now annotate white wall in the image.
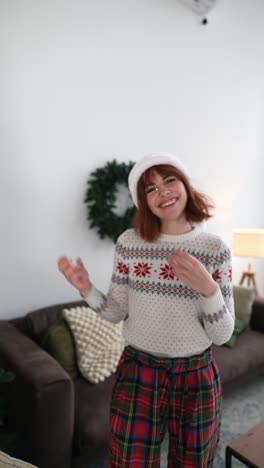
[1,0,264,318]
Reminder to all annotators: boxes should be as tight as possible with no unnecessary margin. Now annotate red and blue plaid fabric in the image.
[109,346,222,467]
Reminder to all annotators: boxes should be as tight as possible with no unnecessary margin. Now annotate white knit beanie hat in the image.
[128,152,191,207]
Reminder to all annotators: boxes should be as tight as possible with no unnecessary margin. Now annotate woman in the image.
[58,152,234,467]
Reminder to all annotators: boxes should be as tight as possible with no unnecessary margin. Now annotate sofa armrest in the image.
[250,297,264,333]
[0,321,74,468]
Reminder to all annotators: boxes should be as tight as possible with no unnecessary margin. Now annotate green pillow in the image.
[42,318,79,379]
[224,316,247,348]
[233,316,247,335]
[224,334,237,348]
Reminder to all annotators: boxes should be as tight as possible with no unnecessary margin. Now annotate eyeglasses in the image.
[145,176,177,196]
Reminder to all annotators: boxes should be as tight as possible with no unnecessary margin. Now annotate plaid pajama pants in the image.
[109,346,222,468]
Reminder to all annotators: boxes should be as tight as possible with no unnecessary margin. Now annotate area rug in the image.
[74,372,264,468]
[213,372,264,467]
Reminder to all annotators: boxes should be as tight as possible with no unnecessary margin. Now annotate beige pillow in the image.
[0,450,38,467]
[63,306,125,384]
[233,285,256,326]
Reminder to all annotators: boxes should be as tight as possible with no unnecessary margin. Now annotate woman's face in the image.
[144,170,188,228]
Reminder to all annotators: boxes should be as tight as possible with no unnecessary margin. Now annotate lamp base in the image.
[239,270,258,295]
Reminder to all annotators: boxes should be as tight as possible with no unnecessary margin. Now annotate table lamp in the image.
[233,229,264,295]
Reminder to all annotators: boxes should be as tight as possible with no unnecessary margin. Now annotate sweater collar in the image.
[158,225,201,243]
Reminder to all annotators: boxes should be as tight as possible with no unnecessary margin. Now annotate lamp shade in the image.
[233,229,264,258]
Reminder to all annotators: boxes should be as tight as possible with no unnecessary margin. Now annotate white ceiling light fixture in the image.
[178,0,218,24]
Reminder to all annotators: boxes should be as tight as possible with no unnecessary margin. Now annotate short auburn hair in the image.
[133,164,214,242]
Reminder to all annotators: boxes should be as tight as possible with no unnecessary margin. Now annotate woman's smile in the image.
[158,196,179,209]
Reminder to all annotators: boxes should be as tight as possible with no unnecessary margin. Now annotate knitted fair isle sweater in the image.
[84,226,235,357]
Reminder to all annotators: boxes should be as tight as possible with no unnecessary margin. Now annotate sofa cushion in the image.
[212,329,264,384]
[63,306,124,384]
[233,285,256,326]
[42,318,80,379]
[73,375,114,454]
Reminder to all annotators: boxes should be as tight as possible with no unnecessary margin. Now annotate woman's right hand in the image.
[57,256,91,297]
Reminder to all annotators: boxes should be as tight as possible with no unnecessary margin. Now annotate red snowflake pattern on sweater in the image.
[134,262,152,277]
[228,266,232,281]
[212,269,222,282]
[159,264,175,280]
[117,261,129,275]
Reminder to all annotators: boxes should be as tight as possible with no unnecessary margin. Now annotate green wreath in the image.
[84,159,136,242]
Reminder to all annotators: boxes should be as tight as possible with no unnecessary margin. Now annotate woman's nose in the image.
[159,184,171,196]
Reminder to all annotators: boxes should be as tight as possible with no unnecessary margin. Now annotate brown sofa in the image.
[0,297,264,468]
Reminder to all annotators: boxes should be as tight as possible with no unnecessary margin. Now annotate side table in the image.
[225,421,264,468]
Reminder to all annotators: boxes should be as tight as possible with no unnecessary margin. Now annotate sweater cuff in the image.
[200,284,225,315]
[81,285,105,311]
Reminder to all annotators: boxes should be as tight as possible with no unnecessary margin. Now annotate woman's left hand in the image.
[168,251,218,298]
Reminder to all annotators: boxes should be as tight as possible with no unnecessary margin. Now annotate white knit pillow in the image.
[63,306,124,384]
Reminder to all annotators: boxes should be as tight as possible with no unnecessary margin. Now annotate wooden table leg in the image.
[225,446,232,468]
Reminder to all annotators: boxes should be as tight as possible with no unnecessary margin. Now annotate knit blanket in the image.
[0,450,38,467]
[63,306,125,384]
